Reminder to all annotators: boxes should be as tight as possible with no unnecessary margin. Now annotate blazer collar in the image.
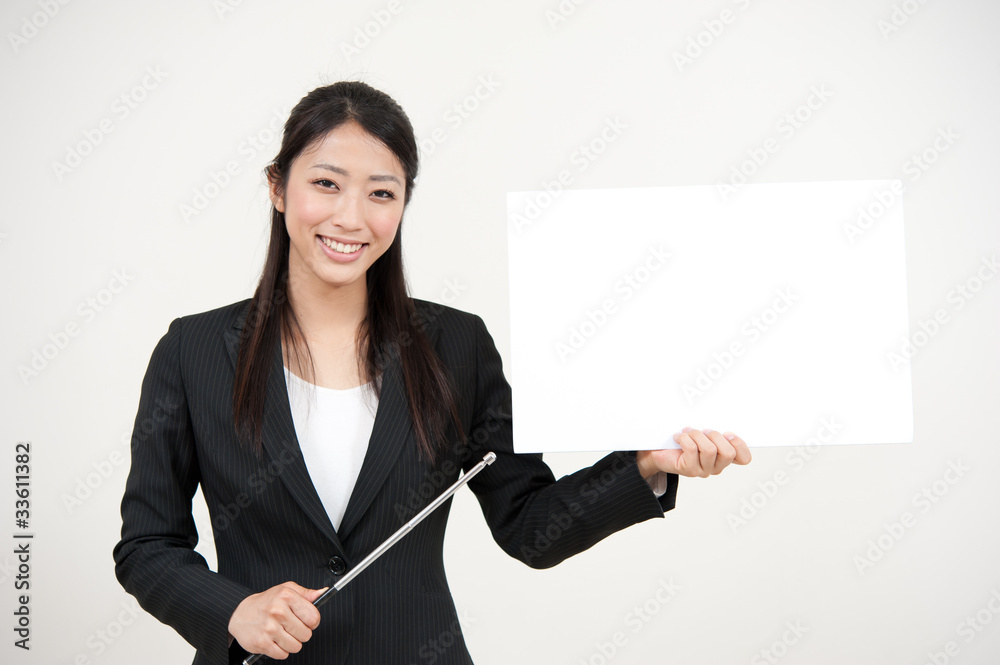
[222,299,441,551]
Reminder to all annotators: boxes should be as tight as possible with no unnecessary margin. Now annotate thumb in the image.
[280,580,324,600]
[653,448,682,475]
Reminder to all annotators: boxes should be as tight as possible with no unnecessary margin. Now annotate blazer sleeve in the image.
[462,314,679,569]
[113,317,253,665]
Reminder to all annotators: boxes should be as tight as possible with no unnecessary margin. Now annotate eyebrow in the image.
[310,163,402,185]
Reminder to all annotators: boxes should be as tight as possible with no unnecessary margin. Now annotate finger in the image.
[672,430,705,477]
[268,626,306,658]
[279,580,312,595]
[723,432,752,465]
[256,640,291,661]
[287,590,323,631]
[690,429,718,477]
[250,621,297,661]
[278,581,323,620]
[277,613,314,646]
[653,448,682,475]
[703,429,737,474]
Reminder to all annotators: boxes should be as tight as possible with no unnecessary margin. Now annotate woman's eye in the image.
[313,179,338,189]
[372,189,396,200]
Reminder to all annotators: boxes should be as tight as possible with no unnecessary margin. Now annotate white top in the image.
[283,367,378,532]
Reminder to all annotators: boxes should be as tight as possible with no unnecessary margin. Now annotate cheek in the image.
[285,189,328,229]
[370,209,402,241]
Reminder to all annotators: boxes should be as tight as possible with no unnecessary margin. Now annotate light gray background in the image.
[2,1,998,663]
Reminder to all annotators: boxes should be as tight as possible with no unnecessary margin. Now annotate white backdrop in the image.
[2,1,999,663]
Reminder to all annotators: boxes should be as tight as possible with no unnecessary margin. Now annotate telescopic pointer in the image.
[242,451,497,665]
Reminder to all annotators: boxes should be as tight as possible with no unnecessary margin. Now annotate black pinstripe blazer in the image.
[113,298,677,665]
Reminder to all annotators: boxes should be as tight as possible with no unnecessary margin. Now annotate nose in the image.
[328,188,366,232]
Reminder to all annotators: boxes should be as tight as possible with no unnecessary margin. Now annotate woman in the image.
[113,81,751,665]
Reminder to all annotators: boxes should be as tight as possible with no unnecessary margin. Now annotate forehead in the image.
[298,121,404,175]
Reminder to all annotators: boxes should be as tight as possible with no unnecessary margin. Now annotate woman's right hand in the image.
[228,581,326,660]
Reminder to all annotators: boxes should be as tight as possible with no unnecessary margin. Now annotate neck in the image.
[285,266,367,341]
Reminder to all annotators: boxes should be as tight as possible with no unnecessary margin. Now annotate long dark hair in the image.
[233,81,461,462]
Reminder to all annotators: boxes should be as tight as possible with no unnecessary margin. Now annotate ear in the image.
[266,166,286,213]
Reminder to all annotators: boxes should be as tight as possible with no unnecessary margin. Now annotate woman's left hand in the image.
[636,427,751,478]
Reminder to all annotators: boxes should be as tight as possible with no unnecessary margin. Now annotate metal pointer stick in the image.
[242,451,497,664]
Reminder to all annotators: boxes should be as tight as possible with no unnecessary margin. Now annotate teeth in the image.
[320,237,362,254]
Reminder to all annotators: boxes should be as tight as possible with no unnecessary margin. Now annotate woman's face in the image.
[272,120,407,297]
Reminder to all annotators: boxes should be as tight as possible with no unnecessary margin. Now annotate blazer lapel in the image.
[337,356,411,540]
[339,305,445,539]
[224,303,344,553]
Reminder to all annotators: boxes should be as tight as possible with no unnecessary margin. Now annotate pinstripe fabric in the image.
[113,298,678,665]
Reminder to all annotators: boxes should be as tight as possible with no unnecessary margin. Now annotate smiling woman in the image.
[112,80,750,665]
[276,124,406,292]
[236,82,461,462]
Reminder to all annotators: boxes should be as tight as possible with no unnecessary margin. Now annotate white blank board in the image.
[506,181,913,453]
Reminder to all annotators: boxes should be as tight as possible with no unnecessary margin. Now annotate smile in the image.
[319,236,365,254]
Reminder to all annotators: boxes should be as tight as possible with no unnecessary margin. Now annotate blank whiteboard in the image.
[505,181,913,453]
